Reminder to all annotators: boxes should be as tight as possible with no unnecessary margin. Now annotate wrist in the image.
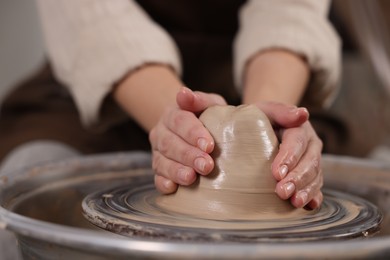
[114,64,183,132]
[243,49,309,105]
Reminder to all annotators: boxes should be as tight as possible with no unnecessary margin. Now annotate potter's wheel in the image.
[0,153,390,259]
[82,105,382,243]
[82,179,382,242]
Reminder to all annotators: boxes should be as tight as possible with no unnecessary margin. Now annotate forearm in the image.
[114,64,183,132]
[242,49,310,105]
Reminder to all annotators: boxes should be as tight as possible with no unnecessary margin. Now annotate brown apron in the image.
[0,1,245,161]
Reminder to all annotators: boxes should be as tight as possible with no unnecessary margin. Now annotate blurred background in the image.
[0,0,389,161]
[0,0,44,103]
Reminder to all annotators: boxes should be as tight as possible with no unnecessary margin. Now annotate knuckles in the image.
[157,135,173,155]
[151,152,161,173]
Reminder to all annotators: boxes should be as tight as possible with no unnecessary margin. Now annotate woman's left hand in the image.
[256,102,323,209]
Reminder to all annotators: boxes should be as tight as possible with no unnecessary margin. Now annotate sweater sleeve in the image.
[234,0,341,108]
[36,0,181,126]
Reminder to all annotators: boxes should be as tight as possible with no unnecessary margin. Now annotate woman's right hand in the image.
[149,87,227,194]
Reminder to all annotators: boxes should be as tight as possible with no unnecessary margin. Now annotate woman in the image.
[0,0,340,209]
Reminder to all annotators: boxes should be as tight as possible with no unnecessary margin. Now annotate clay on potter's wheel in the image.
[81,105,382,242]
[156,104,306,220]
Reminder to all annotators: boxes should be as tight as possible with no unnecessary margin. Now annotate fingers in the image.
[256,101,309,128]
[163,107,215,153]
[306,190,324,210]
[273,122,323,208]
[155,175,178,194]
[177,87,227,113]
[289,173,323,208]
[262,102,324,209]
[271,126,310,181]
[149,105,215,195]
[151,124,214,175]
[152,149,197,189]
[275,167,323,209]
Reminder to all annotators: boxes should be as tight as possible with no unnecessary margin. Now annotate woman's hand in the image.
[243,50,322,209]
[149,87,226,194]
[257,102,323,209]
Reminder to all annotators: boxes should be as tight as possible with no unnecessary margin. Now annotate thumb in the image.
[256,101,309,128]
[176,87,227,113]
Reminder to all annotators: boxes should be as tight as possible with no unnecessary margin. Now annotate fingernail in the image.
[279,165,288,179]
[282,182,295,198]
[297,107,309,119]
[181,86,192,93]
[300,107,309,115]
[178,168,189,183]
[194,157,206,173]
[289,106,299,114]
[297,191,308,206]
[197,138,209,152]
[289,106,308,116]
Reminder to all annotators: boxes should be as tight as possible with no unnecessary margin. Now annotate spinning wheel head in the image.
[82,182,382,242]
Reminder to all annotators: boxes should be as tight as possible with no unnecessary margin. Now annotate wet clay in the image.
[156,105,307,220]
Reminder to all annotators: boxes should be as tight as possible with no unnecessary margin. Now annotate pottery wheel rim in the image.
[82,179,382,242]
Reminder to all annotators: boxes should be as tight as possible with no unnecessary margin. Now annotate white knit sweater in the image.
[36,0,340,127]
